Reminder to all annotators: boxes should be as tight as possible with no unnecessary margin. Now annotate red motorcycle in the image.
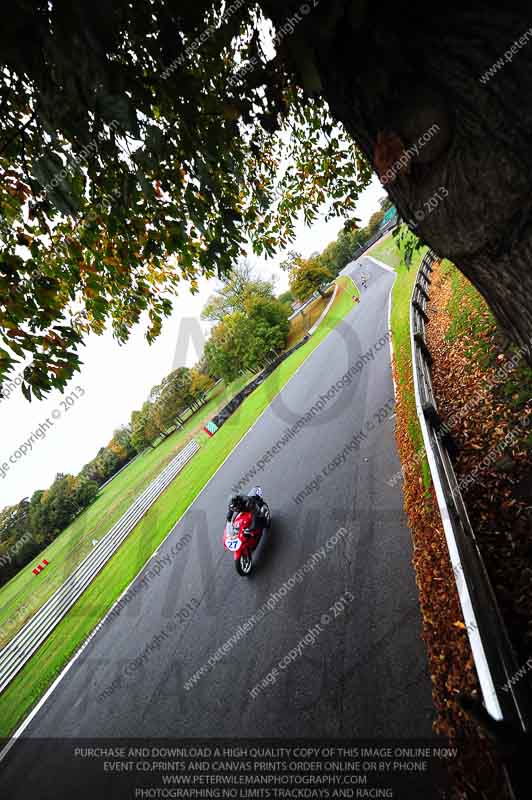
[223,487,271,576]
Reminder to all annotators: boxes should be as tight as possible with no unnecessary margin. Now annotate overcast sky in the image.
[0,175,383,508]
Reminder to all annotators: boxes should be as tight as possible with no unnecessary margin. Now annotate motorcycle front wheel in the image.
[236,552,253,576]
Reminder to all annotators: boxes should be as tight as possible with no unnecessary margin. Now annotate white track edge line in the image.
[308,284,339,335]
[387,273,397,399]
[366,255,396,274]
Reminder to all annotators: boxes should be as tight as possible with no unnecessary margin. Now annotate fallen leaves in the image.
[426,262,532,668]
[392,260,509,797]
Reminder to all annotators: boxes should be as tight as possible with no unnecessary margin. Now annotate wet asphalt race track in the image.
[0,256,435,796]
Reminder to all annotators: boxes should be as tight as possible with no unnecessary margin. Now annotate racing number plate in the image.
[226,537,240,552]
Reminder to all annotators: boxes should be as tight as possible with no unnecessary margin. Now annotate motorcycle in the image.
[223,487,271,576]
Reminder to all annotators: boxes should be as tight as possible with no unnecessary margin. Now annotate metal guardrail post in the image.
[412,299,429,322]
[415,281,430,301]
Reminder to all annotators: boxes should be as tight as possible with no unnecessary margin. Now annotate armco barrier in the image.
[0,439,199,695]
[287,281,336,322]
[411,252,531,797]
[287,292,320,321]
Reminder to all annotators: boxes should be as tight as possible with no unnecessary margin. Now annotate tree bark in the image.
[265,1,532,357]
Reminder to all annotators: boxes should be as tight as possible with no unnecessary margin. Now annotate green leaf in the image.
[21,381,32,402]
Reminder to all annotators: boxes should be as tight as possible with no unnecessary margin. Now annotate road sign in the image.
[383,205,397,224]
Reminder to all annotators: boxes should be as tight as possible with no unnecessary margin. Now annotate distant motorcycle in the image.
[223,487,271,576]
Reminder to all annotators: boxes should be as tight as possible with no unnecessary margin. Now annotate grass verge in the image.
[366,230,401,268]
[368,226,430,486]
[0,275,357,737]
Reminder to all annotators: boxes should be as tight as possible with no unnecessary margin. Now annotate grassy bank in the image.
[0,275,357,737]
[286,287,335,348]
[440,259,499,369]
[367,230,402,269]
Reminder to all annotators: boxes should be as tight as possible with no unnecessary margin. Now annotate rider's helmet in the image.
[229,494,247,512]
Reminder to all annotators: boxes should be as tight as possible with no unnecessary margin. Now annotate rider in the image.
[226,492,265,535]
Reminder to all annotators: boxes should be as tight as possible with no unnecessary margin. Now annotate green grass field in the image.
[367,227,431,487]
[366,230,402,268]
[0,275,357,737]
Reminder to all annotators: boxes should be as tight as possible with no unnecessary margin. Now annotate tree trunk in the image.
[265,1,532,357]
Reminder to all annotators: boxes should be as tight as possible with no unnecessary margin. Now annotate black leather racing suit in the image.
[226,495,263,534]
